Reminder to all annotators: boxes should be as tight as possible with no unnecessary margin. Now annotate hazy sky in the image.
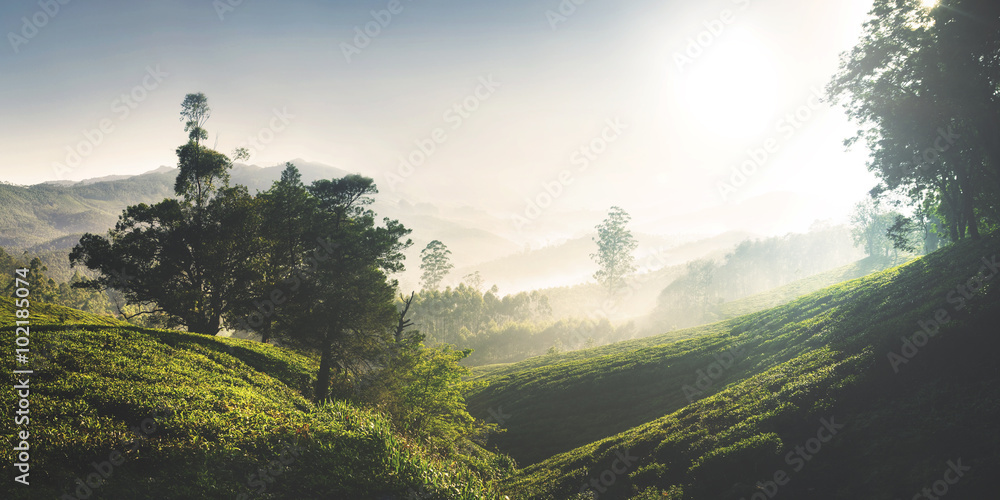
[1,0,879,241]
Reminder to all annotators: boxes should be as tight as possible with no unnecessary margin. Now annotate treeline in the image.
[405,284,551,344]
[403,283,633,365]
[0,246,116,316]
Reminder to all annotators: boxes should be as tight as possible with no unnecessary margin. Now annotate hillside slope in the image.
[467,256,894,382]
[1,300,501,499]
[468,233,1000,499]
[713,255,898,319]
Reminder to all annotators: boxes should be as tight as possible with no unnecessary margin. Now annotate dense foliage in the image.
[828,0,1000,239]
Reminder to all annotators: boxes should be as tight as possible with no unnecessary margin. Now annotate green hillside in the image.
[467,257,893,383]
[467,233,1000,498]
[1,301,503,499]
[714,255,898,319]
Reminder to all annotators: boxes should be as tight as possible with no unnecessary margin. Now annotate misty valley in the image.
[3,0,1000,499]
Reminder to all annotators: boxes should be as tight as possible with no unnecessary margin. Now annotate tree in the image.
[225,163,318,343]
[71,93,264,334]
[180,92,210,144]
[274,174,412,402]
[828,0,1000,240]
[850,198,897,258]
[462,271,485,292]
[652,259,720,330]
[591,206,637,295]
[419,240,453,291]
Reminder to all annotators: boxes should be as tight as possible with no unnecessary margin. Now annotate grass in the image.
[1,300,503,499]
[466,233,1000,498]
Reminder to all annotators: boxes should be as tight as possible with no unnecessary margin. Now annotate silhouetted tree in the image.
[275,175,412,402]
[180,92,210,144]
[71,94,263,334]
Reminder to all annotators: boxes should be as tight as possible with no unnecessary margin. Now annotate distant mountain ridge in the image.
[1,162,816,293]
[0,161,524,288]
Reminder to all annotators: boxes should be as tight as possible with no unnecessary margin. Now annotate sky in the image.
[1,0,880,245]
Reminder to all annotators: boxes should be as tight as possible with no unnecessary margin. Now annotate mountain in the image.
[0,162,520,277]
[450,231,753,296]
[466,232,1000,498]
[4,163,774,294]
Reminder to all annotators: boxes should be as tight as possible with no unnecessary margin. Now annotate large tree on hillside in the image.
[419,240,453,291]
[272,175,412,402]
[70,93,264,334]
[827,0,1000,240]
[591,206,637,295]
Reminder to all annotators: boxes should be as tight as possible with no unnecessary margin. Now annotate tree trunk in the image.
[957,165,980,240]
[209,313,221,335]
[314,329,332,403]
[261,316,272,344]
[965,196,980,240]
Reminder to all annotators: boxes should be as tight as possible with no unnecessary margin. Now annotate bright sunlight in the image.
[675,27,781,139]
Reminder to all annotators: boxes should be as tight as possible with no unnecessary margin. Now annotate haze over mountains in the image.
[0,161,838,294]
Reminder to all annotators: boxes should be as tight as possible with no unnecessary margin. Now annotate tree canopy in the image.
[71,94,262,334]
[828,0,1000,240]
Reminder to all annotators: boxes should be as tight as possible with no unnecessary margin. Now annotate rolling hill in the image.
[0,300,504,499]
[466,232,1000,498]
[4,232,996,499]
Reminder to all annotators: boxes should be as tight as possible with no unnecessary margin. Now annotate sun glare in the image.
[674,28,781,139]
[920,0,939,8]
